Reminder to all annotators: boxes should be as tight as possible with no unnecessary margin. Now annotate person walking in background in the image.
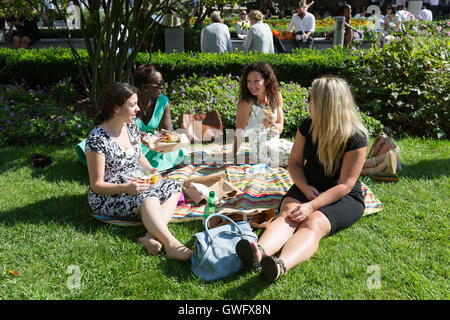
[236,77,368,282]
[286,1,316,49]
[242,10,274,53]
[200,11,232,53]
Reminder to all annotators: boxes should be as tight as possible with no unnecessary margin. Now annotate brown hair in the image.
[94,82,137,125]
[239,61,280,111]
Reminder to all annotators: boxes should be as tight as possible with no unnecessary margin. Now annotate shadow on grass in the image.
[398,158,450,180]
[0,194,146,241]
[0,145,89,185]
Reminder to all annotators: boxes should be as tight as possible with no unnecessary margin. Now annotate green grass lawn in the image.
[0,137,449,300]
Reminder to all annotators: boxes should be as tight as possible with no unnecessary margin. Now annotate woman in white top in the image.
[242,10,274,54]
[232,61,293,167]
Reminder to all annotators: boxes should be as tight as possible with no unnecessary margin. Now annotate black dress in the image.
[282,118,367,235]
[10,16,40,44]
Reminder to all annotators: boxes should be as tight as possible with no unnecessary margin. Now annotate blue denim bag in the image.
[191,214,258,281]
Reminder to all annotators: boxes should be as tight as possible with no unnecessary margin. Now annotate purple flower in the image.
[77,124,82,128]
[4,107,8,110]
[61,131,67,136]
[10,113,14,117]
[86,121,91,126]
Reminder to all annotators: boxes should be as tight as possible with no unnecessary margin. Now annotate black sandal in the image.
[260,256,286,282]
[235,239,266,271]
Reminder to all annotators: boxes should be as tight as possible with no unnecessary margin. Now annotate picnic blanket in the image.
[165,142,383,223]
[92,142,383,226]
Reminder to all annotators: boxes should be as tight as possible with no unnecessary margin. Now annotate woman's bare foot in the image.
[165,242,193,261]
[138,234,162,255]
[250,241,268,263]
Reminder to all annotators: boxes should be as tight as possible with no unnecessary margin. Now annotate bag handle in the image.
[203,214,247,242]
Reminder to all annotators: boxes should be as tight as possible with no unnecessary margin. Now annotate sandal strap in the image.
[275,258,287,276]
[257,244,266,257]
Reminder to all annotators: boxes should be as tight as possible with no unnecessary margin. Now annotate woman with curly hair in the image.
[232,61,293,167]
[236,77,368,281]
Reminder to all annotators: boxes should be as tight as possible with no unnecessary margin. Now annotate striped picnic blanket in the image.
[92,142,382,226]
[165,142,382,223]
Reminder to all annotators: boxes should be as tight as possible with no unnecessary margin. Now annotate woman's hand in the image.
[126,179,150,195]
[262,117,274,128]
[287,202,314,223]
[300,185,320,201]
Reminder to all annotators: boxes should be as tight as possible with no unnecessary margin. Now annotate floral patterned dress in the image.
[85,123,181,218]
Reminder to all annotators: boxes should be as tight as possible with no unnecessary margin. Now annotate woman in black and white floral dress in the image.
[85,82,192,261]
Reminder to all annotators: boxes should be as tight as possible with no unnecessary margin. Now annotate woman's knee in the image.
[298,211,331,237]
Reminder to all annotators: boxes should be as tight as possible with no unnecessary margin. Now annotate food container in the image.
[142,129,189,153]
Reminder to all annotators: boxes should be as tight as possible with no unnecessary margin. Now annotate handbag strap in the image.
[204,214,246,242]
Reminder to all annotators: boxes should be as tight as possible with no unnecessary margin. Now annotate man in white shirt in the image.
[235,9,250,40]
[200,11,232,53]
[286,2,315,49]
[418,4,433,21]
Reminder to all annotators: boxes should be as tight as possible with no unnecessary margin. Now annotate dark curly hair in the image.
[132,64,160,89]
[239,61,280,111]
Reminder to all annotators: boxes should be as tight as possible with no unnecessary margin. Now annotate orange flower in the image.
[272,29,284,40]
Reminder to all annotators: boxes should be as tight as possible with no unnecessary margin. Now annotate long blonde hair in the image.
[309,77,368,176]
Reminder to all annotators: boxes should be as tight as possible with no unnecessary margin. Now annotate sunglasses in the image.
[147,81,164,88]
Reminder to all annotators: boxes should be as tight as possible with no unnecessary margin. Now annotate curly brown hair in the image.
[239,61,280,111]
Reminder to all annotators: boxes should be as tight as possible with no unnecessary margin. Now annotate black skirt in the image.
[280,183,364,235]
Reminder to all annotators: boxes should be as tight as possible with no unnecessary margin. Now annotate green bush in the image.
[344,34,450,138]
[0,83,90,147]
[145,48,353,86]
[0,74,383,147]
[0,47,352,87]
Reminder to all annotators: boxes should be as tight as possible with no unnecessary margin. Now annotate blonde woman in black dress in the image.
[236,77,368,281]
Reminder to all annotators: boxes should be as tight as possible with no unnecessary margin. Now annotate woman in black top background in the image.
[8,13,40,49]
[236,76,369,282]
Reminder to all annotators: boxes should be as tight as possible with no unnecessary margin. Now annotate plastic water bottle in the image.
[302,31,307,43]
[203,191,216,219]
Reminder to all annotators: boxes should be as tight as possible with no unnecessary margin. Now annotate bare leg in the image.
[20,36,31,49]
[13,35,21,49]
[278,210,331,272]
[257,197,303,257]
[161,191,181,223]
[139,197,192,261]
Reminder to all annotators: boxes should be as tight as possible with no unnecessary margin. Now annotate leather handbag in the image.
[191,214,258,282]
[179,110,223,142]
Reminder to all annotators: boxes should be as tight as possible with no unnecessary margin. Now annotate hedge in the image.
[0,47,353,87]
